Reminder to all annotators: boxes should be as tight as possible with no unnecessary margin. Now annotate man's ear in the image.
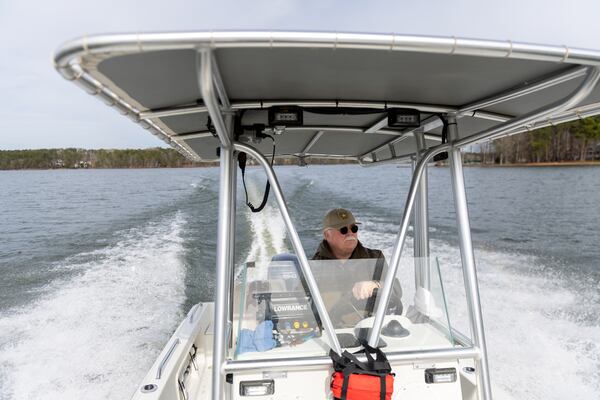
[323,229,329,240]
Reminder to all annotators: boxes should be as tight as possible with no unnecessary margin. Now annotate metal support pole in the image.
[198,49,231,148]
[225,114,237,351]
[367,144,450,347]
[233,142,342,355]
[447,115,492,400]
[225,116,237,400]
[410,158,420,290]
[198,45,237,400]
[413,130,430,290]
[212,145,234,400]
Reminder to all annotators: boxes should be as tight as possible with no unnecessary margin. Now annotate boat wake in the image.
[242,178,289,270]
[0,212,188,400]
[360,228,600,400]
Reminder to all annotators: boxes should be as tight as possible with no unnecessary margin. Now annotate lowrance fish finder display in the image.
[255,292,321,346]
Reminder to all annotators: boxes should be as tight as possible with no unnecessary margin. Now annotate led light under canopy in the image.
[268,106,303,126]
[387,108,421,128]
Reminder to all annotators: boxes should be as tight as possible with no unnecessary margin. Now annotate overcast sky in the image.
[1,0,600,150]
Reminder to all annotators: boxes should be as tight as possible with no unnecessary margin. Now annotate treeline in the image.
[481,116,600,164]
[3,116,599,169]
[0,148,208,170]
[0,148,355,170]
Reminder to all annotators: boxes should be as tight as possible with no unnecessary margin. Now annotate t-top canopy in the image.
[54,31,600,162]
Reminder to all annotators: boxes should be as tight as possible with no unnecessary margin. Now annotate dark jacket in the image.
[312,239,403,317]
[312,240,384,261]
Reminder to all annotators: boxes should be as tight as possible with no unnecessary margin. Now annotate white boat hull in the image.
[132,303,478,400]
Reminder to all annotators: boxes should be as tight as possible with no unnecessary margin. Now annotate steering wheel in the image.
[327,288,378,327]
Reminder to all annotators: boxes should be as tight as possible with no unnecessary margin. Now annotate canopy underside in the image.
[54,31,600,162]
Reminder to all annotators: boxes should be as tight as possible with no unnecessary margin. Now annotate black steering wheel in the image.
[327,288,379,327]
[328,280,403,325]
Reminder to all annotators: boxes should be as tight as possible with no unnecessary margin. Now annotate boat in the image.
[53,31,600,400]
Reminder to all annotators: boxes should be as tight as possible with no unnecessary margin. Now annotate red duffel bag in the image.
[330,343,394,400]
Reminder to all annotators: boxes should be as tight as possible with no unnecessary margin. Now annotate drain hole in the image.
[141,384,158,393]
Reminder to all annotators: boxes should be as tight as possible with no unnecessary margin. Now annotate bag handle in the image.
[359,342,392,372]
[341,351,371,372]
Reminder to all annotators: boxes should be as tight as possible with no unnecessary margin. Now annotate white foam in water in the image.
[360,227,600,400]
[243,179,289,271]
[190,179,211,190]
[0,213,187,400]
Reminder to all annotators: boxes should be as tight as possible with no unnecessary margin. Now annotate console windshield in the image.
[231,255,460,360]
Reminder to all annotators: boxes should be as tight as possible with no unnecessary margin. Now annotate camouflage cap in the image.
[322,208,361,230]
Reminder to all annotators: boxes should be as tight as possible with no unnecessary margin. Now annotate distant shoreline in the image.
[467,161,600,167]
[2,160,600,171]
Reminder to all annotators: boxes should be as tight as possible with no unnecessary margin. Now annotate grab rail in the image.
[156,338,180,380]
[223,346,480,373]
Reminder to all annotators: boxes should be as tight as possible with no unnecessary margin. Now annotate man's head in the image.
[322,208,360,259]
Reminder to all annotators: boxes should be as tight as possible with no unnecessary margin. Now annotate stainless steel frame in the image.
[506,100,600,135]
[156,338,180,379]
[223,346,480,373]
[140,100,455,120]
[170,126,439,139]
[448,115,492,400]
[360,65,592,164]
[211,53,231,111]
[59,64,198,161]
[457,66,600,146]
[55,31,600,164]
[225,114,237,353]
[200,48,236,400]
[364,115,390,134]
[55,31,600,71]
[198,50,231,148]
[363,76,599,167]
[413,130,430,290]
[211,146,234,400]
[458,65,588,114]
[233,142,342,356]
[360,130,413,160]
[225,133,237,400]
[299,130,325,159]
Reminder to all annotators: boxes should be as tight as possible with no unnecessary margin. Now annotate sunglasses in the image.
[338,224,359,235]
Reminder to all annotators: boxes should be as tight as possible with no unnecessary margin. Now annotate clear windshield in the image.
[231,254,461,360]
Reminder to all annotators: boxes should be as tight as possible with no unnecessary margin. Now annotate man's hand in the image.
[352,280,381,300]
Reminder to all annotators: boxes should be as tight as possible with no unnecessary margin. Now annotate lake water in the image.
[0,165,598,400]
